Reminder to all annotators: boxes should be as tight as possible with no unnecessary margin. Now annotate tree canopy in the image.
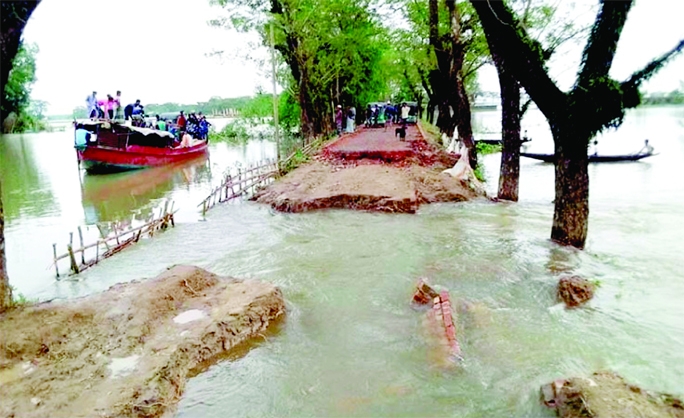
[210,0,391,138]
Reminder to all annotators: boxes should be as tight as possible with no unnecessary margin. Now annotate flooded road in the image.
[1,107,683,416]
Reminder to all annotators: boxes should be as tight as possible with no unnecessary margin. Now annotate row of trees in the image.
[208,0,682,251]
[69,94,278,120]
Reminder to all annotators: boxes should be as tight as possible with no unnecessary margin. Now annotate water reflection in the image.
[0,133,58,219]
[80,155,211,224]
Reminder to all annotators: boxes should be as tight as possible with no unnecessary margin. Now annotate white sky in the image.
[22,0,684,115]
[22,0,268,115]
[479,0,684,94]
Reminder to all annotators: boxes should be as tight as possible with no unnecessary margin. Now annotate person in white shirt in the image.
[400,102,410,124]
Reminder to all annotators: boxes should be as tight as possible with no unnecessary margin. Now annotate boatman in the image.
[640,139,654,155]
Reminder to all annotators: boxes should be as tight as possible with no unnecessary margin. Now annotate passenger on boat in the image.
[199,115,211,140]
[114,91,122,120]
[132,101,144,116]
[124,100,141,120]
[86,91,98,118]
[187,113,199,138]
[105,95,117,120]
[177,111,187,136]
[156,115,166,131]
[180,132,193,147]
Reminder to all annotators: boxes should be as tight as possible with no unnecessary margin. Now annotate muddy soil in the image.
[557,275,596,308]
[0,265,285,418]
[541,371,684,418]
[255,124,482,213]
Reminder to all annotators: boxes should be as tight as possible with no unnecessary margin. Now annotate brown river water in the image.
[1,108,682,416]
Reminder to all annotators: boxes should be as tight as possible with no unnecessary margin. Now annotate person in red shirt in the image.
[177,111,187,130]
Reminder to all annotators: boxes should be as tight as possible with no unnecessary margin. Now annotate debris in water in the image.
[557,275,596,308]
[541,371,684,417]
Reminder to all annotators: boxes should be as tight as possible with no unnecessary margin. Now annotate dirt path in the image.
[255,123,484,212]
[0,266,285,417]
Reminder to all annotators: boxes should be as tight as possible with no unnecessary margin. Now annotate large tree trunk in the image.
[0,180,10,312]
[1,0,41,312]
[453,73,476,168]
[298,68,316,140]
[496,59,522,201]
[551,124,589,248]
[447,0,476,169]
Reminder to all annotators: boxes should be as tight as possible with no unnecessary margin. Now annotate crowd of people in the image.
[164,110,212,141]
[85,91,211,142]
[85,91,143,122]
[333,101,414,135]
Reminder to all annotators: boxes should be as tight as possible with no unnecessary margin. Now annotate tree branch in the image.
[577,0,633,87]
[622,39,684,89]
[470,0,565,119]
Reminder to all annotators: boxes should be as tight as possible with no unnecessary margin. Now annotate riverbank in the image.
[254,123,484,213]
[0,265,284,417]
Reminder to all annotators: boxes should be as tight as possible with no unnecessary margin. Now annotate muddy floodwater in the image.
[1,108,683,416]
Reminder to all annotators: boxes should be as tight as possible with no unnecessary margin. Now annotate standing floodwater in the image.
[0,107,682,416]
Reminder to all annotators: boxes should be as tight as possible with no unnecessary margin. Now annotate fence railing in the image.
[50,200,176,278]
[198,158,279,216]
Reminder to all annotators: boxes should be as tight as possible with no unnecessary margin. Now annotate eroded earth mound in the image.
[0,265,285,418]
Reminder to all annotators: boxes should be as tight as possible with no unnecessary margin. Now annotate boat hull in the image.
[520,152,656,163]
[77,143,209,173]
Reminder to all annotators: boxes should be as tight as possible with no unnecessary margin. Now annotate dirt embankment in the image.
[542,371,684,418]
[254,124,484,213]
[0,265,285,418]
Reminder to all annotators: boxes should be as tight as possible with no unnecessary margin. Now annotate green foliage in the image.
[282,148,309,174]
[279,90,301,130]
[2,42,47,133]
[2,43,37,116]
[473,163,486,182]
[568,76,627,138]
[476,142,502,155]
[10,286,35,307]
[211,0,391,138]
[209,122,250,143]
[642,89,684,105]
[240,93,274,118]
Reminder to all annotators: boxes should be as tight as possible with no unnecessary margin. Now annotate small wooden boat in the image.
[521,151,656,163]
[74,120,208,173]
[476,137,532,146]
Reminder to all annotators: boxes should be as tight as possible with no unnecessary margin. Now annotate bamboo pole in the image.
[97,224,111,250]
[113,223,120,245]
[77,226,85,264]
[53,243,60,279]
[270,20,280,171]
[67,244,79,274]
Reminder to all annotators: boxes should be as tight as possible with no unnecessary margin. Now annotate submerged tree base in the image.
[541,371,684,418]
[254,125,484,213]
[0,266,285,417]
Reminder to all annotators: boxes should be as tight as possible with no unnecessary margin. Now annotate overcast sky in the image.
[22,0,684,115]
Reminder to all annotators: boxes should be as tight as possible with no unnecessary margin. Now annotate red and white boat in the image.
[74,120,208,173]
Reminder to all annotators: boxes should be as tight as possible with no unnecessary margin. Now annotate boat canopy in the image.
[75,120,175,139]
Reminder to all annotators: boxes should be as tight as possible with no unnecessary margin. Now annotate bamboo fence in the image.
[198,158,279,216]
[50,199,176,278]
